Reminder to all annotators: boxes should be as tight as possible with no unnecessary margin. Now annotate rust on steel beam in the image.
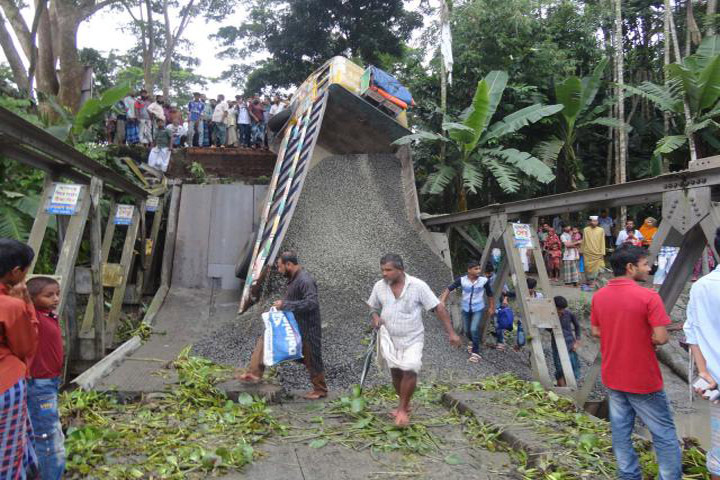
[0,107,147,199]
[423,164,720,227]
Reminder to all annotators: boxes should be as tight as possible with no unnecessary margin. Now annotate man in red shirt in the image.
[591,245,682,479]
[27,276,65,480]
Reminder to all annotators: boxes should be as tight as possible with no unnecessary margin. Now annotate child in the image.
[551,296,581,387]
[148,118,173,172]
[0,238,39,479]
[511,278,544,351]
[439,261,495,362]
[549,242,562,282]
[26,276,65,480]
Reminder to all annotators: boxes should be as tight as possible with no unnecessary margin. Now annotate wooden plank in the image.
[502,227,553,387]
[576,351,602,407]
[526,226,577,389]
[105,206,141,345]
[27,175,54,273]
[454,225,484,258]
[53,184,92,378]
[142,194,167,294]
[0,106,147,199]
[81,199,117,334]
[88,178,105,360]
[160,183,182,288]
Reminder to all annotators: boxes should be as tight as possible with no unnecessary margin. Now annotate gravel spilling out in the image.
[193,154,535,391]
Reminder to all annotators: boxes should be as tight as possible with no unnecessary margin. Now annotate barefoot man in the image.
[237,251,328,399]
[367,254,461,427]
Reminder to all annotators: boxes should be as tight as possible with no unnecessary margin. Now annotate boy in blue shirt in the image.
[439,261,494,362]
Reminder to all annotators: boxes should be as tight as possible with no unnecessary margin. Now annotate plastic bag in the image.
[262,307,303,366]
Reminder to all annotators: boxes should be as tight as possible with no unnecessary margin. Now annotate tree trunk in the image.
[52,7,84,111]
[614,0,627,224]
[143,0,154,92]
[668,6,699,164]
[687,0,702,56]
[34,0,58,97]
[663,0,671,173]
[0,14,29,92]
[708,0,717,36]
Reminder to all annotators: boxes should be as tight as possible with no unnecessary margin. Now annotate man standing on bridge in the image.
[591,245,682,479]
[237,251,328,399]
[368,254,461,427]
[581,215,605,291]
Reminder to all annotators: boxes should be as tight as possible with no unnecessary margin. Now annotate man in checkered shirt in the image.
[367,253,461,427]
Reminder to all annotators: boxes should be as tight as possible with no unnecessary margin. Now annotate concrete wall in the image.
[172,183,267,290]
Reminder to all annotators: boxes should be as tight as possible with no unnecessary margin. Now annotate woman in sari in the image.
[639,217,658,247]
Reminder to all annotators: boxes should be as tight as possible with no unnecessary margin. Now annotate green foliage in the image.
[625,35,720,166]
[213,0,422,91]
[396,70,557,203]
[61,348,282,479]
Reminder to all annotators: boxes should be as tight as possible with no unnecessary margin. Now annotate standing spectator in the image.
[135,90,152,146]
[639,217,659,247]
[249,97,266,148]
[201,95,214,147]
[225,100,238,147]
[148,95,165,124]
[591,245,682,479]
[552,215,563,234]
[105,111,116,144]
[148,119,172,172]
[616,219,644,247]
[237,96,252,148]
[187,92,204,147]
[561,225,581,286]
[598,210,615,250]
[0,239,39,480]
[211,94,229,147]
[438,261,494,363]
[684,227,720,480]
[367,254,460,426]
[123,91,139,145]
[113,99,126,145]
[551,296,581,387]
[543,228,562,281]
[269,97,283,119]
[26,277,65,480]
[581,216,605,291]
[692,245,717,282]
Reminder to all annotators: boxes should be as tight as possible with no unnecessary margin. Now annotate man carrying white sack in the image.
[367,253,461,427]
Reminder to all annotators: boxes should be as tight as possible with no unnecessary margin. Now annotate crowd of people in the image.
[105,90,289,171]
[536,211,663,291]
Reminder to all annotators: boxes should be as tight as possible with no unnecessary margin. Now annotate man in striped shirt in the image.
[368,254,461,427]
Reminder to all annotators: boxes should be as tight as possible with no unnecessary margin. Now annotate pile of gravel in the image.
[193,154,534,391]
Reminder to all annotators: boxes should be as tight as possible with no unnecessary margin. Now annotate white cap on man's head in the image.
[589,215,599,221]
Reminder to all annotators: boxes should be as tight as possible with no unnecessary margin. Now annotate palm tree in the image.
[624,35,720,163]
[394,71,560,210]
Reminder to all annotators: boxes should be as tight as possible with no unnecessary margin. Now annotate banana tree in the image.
[623,35,720,164]
[394,71,560,210]
[535,58,617,192]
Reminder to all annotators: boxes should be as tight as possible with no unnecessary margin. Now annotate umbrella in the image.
[359,329,378,388]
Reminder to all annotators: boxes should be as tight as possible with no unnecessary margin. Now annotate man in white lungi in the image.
[367,253,461,427]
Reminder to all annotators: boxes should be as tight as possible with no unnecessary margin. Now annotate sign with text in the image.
[114,204,134,225]
[47,184,82,215]
[146,196,160,212]
[512,223,533,249]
